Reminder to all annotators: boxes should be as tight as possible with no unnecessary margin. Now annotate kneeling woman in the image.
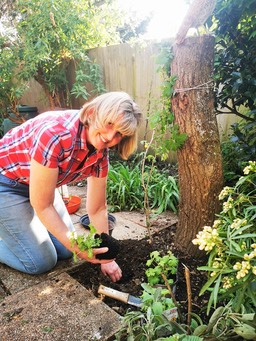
[0,92,142,282]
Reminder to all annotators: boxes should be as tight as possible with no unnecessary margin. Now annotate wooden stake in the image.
[183,264,192,329]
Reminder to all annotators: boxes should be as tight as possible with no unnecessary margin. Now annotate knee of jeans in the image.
[25,254,58,275]
[57,249,73,261]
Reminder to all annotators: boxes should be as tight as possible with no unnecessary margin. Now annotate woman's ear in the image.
[85,108,95,126]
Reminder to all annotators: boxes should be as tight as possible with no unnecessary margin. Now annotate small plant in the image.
[69,224,102,261]
[114,283,180,341]
[146,251,178,287]
[193,161,256,314]
[140,283,176,315]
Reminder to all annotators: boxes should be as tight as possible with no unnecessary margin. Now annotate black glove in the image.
[95,233,120,260]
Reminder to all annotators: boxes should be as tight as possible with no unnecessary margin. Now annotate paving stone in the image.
[0,272,121,341]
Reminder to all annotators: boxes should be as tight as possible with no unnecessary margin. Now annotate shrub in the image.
[221,119,256,186]
[193,161,256,314]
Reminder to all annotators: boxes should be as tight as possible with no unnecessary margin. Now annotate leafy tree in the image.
[0,0,150,112]
[13,0,123,108]
[213,0,256,123]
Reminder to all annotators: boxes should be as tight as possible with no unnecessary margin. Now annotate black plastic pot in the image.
[3,105,38,134]
[80,213,116,236]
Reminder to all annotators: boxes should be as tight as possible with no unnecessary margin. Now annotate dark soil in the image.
[69,224,210,322]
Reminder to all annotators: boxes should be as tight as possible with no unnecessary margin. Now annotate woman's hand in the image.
[78,247,114,265]
[101,261,122,282]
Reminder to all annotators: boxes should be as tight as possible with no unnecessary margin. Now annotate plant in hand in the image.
[69,223,120,261]
[193,161,256,314]
[69,224,102,261]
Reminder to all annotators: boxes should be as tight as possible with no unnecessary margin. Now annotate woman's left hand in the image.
[101,261,122,282]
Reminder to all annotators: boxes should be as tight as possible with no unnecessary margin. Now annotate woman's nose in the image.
[106,130,117,142]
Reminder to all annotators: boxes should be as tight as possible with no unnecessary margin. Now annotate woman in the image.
[0,92,142,282]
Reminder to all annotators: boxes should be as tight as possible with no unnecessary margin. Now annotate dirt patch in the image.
[69,224,210,322]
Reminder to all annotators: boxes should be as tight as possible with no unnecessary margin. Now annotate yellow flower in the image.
[223,197,234,213]
[243,161,256,174]
[222,276,233,289]
[219,186,232,200]
[230,218,247,230]
[233,262,242,270]
[213,219,222,228]
[192,226,222,252]
[235,261,251,279]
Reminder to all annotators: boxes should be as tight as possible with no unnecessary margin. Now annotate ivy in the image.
[147,43,187,161]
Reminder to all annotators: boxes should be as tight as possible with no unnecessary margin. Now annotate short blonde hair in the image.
[80,92,142,159]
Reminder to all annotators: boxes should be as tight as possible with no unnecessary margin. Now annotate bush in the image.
[193,161,256,314]
[221,119,256,186]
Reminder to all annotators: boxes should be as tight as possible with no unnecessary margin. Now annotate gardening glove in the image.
[101,261,122,282]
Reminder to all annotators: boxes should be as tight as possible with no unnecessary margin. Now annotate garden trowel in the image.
[98,285,142,308]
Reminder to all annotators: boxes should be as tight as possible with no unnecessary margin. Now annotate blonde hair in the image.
[80,92,142,159]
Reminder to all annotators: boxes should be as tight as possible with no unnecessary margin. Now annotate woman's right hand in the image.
[78,247,114,264]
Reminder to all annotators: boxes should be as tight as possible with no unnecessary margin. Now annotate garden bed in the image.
[69,224,210,322]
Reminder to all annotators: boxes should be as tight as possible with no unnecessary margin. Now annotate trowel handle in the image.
[98,285,129,304]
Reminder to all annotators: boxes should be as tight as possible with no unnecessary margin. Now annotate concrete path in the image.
[0,184,177,340]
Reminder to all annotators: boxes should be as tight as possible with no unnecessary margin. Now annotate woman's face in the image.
[86,121,123,150]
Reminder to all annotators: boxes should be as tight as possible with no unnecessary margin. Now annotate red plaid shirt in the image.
[0,110,109,186]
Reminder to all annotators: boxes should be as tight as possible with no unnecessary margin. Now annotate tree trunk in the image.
[171,36,223,257]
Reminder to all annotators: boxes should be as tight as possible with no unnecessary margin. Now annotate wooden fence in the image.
[21,41,238,160]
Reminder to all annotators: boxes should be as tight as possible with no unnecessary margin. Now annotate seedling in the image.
[69,224,102,261]
[145,250,178,286]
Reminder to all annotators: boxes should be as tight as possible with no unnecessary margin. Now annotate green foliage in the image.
[69,224,101,261]
[114,305,177,341]
[107,161,144,211]
[16,0,118,107]
[193,161,256,314]
[192,304,256,340]
[115,249,256,340]
[148,43,187,161]
[140,283,176,315]
[0,0,124,110]
[213,0,256,123]
[106,160,179,213]
[115,300,256,341]
[0,36,28,115]
[221,119,256,185]
[145,251,178,286]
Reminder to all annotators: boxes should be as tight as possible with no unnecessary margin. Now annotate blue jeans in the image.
[0,174,74,274]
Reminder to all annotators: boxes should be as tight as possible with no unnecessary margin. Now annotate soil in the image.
[69,224,210,322]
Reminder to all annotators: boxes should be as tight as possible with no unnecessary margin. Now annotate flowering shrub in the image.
[193,161,256,314]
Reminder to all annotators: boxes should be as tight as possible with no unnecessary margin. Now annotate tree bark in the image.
[171,36,223,257]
